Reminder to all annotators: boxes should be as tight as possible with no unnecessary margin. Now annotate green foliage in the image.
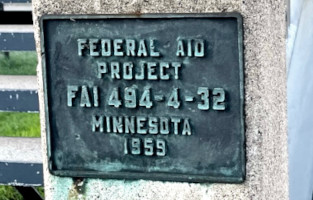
[0,52,37,75]
[0,112,40,137]
[0,186,45,200]
[35,187,45,198]
[0,186,23,200]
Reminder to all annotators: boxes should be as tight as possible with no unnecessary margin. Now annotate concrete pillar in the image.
[32,0,288,199]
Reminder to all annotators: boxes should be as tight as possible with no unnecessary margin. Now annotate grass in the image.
[36,187,45,198]
[0,51,44,198]
[0,112,40,137]
[0,51,40,138]
[0,186,44,200]
[0,186,23,200]
[0,52,37,75]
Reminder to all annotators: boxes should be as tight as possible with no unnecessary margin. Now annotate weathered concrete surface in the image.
[32,0,288,199]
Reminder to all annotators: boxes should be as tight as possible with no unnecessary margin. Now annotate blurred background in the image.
[287,0,313,199]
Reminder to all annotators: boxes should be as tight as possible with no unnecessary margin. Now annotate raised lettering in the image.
[77,39,87,56]
[135,62,145,80]
[97,62,108,79]
[137,116,147,134]
[93,86,99,107]
[124,87,136,108]
[92,115,103,132]
[67,85,78,107]
[160,117,169,134]
[113,39,124,56]
[160,62,170,80]
[101,39,111,56]
[176,39,185,56]
[172,62,181,80]
[137,40,148,57]
[108,88,122,108]
[89,39,100,56]
[171,117,181,135]
[126,39,136,56]
[112,116,123,133]
[125,116,135,134]
[182,118,192,135]
[156,139,166,156]
[110,62,120,79]
[139,88,153,108]
[80,85,91,107]
[147,62,158,80]
[123,62,133,80]
[167,88,180,109]
[194,39,204,57]
[213,88,226,110]
[144,138,154,156]
[131,138,141,155]
[106,116,111,132]
[197,87,209,110]
[148,117,158,134]
[187,39,192,57]
[150,39,160,57]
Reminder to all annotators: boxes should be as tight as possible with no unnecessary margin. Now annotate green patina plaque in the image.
[40,13,245,183]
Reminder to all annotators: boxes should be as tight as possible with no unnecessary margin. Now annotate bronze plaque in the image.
[41,14,245,183]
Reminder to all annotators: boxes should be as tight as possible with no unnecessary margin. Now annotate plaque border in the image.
[40,13,245,183]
